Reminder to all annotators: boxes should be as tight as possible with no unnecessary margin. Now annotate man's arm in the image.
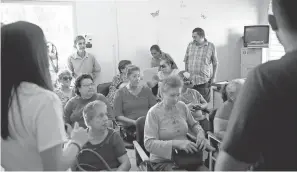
[67,56,75,77]
[210,45,218,83]
[215,67,270,170]
[92,56,101,86]
[184,44,190,71]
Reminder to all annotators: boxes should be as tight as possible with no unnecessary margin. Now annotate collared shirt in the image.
[184,40,218,85]
[67,52,101,80]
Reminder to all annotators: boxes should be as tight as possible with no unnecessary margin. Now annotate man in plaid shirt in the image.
[184,27,218,102]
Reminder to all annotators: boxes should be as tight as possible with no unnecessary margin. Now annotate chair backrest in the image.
[97,82,111,96]
[135,116,149,155]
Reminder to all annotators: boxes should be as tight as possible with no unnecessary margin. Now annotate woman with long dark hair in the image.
[1,21,88,171]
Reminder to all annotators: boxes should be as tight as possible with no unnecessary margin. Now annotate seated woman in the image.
[74,100,131,171]
[213,78,245,139]
[178,71,210,132]
[64,74,114,129]
[54,69,75,107]
[114,65,157,143]
[150,44,174,68]
[106,60,132,107]
[147,55,179,98]
[144,76,213,171]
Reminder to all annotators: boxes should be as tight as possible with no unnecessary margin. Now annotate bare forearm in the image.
[185,62,189,71]
[116,116,136,126]
[200,103,208,109]
[59,141,80,170]
[117,160,131,171]
[212,64,218,78]
[192,123,205,136]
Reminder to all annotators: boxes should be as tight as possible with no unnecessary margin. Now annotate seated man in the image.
[73,100,131,171]
[213,79,245,139]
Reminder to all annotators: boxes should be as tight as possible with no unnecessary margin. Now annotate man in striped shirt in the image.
[184,27,218,102]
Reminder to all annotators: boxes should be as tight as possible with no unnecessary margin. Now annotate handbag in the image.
[172,147,203,170]
[119,125,136,143]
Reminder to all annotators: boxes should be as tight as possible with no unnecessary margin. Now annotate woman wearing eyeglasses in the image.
[147,55,179,99]
[64,74,114,129]
[54,70,75,107]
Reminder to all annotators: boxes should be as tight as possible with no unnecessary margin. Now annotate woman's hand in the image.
[196,132,216,151]
[187,103,196,112]
[173,140,198,154]
[70,122,89,147]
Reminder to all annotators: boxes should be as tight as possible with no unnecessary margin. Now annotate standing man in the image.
[184,27,218,102]
[68,35,101,86]
[215,0,297,170]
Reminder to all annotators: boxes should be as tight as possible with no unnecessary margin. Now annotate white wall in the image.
[74,1,117,84]
[73,0,266,83]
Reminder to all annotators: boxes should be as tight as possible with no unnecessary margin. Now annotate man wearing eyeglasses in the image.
[184,27,218,102]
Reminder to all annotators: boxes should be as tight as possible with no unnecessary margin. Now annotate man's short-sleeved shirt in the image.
[222,50,297,170]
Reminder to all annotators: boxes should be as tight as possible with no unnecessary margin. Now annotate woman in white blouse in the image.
[1,21,89,171]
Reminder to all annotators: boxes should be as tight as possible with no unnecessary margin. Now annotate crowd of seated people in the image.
[2,20,221,171]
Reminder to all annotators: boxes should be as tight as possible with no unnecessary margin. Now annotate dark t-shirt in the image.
[64,93,114,128]
[222,51,297,170]
[75,129,127,171]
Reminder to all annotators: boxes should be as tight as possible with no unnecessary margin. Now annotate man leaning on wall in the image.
[184,27,218,102]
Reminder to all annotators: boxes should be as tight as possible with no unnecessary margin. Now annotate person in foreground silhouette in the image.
[215,0,297,170]
[1,21,88,171]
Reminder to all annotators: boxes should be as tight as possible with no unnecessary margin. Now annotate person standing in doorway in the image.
[67,35,101,86]
[215,0,297,170]
[184,28,218,102]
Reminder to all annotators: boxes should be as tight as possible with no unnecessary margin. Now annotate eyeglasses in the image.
[62,76,72,81]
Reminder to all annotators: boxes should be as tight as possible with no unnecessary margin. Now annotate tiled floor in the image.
[127,149,138,171]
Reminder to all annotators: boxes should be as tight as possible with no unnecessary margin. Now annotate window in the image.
[0,2,74,67]
[268,0,285,61]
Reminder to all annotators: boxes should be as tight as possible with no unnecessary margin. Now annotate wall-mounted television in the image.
[244,25,270,48]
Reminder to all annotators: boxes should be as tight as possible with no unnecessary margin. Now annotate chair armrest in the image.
[133,141,149,162]
[207,131,222,143]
